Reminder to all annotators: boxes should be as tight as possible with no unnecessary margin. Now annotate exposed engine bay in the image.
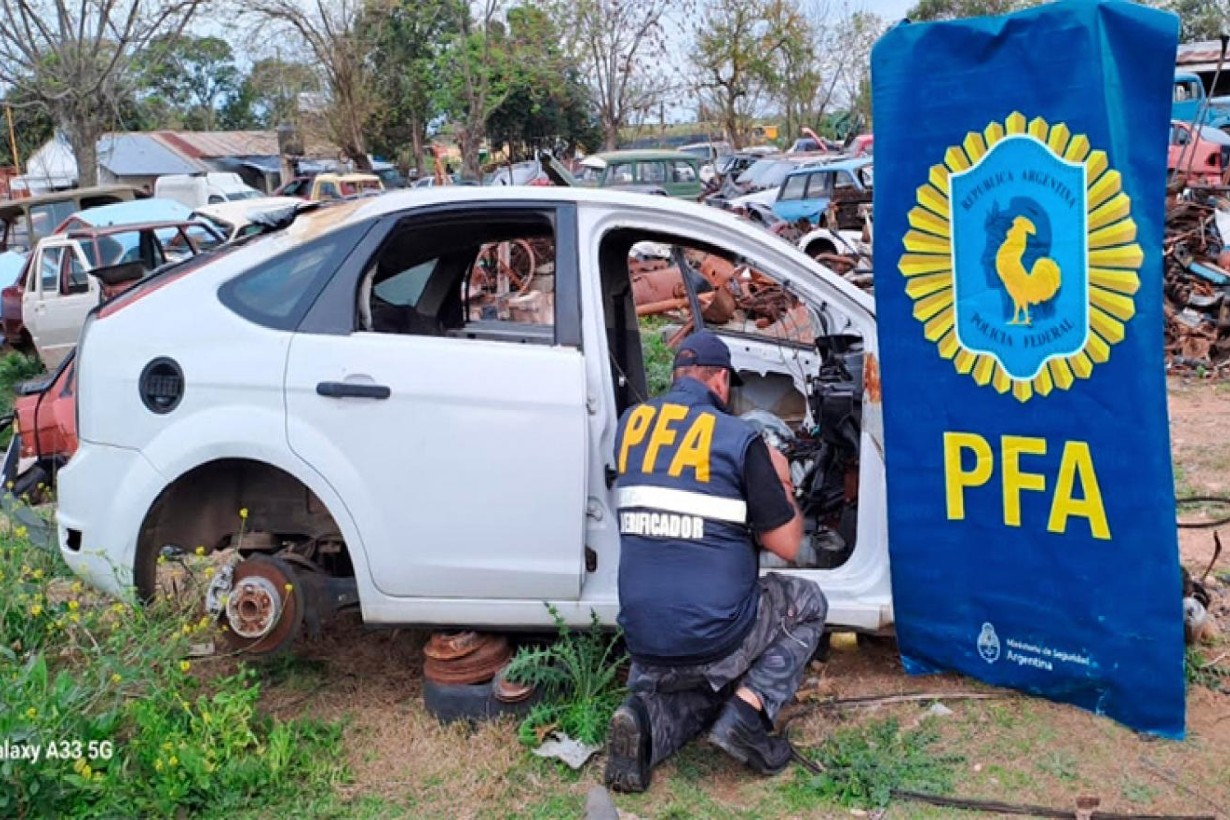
[738,328,864,571]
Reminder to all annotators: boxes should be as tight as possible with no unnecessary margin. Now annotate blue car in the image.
[773,158,873,226]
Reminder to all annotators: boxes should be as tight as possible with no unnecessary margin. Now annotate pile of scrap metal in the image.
[629,244,814,344]
[1164,189,1230,374]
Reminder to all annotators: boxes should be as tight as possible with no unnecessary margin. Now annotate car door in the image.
[24,240,86,366]
[33,241,95,369]
[283,204,589,601]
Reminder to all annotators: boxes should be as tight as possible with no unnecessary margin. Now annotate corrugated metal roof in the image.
[98,134,204,176]
[1178,41,1227,66]
[155,130,280,159]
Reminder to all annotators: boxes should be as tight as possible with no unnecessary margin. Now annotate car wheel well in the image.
[134,458,352,601]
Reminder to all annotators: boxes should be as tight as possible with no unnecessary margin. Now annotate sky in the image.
[869,0,917,22]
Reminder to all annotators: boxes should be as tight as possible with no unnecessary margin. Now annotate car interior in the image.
[356,212,559,345]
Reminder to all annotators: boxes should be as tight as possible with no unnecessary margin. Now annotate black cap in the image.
[673,331,743,386]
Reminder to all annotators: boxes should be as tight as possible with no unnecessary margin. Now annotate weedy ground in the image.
[2,377,1228,818]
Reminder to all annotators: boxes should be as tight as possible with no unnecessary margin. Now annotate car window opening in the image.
[598,226,864,572]
[356,212,560,346]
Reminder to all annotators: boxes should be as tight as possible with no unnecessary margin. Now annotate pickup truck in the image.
[1173,71,1230,131]
[56,188,890,655]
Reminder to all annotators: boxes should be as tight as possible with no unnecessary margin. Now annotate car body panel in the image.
[59,187,892,631]
[773,158,874,225]
[1168,120,1229,185]
[576,150,702,199]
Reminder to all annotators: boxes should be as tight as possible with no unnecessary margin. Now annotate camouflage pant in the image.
[626,573,827,767]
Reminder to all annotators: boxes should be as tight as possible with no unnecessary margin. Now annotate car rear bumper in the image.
[57,441,166,599]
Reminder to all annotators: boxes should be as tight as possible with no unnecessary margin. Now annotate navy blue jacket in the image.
[613,377,761,666]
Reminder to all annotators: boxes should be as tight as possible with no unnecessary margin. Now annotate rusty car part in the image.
[423,633,511,685]
[492,665,536,703]
[218,553,304,655]
[424,630,484,661]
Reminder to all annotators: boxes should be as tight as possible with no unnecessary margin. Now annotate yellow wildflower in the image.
[162,742,172,752]
[15,526,28,540]
[203,567,215,578]
[179,661,190,673]
[154,759,163,772]
[157,555,166,566]
[194,546,205,556]
[70,582,82,593]
[111,673,122,684]
[25,708,35,719]
[69,613,80,624]
[81,764,92,779]
[31,568,41,579]
[239,508,249,519]
[283,583,293,593]
[29,604,41,617]
[72,758,86,774]
[68,600,79,611]
[168,756,177,767]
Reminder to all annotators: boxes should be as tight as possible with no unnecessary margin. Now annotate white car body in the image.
[154,173,262,209]
[58,188,892,633]
[190,197,304,242]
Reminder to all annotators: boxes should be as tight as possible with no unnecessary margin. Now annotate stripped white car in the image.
[57,188,889,652]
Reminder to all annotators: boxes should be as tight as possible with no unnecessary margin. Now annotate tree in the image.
[0,87,54,169]
[549,0,680,151]
[435,0,520,178]
[905,0,1037,19]
[362,0,457,175]
[137,34,240,130]
[1168,0,1228,41]
[0,0,203,186]
[691,0,799,147]
[241,57,321,129]
[244,0,377,169]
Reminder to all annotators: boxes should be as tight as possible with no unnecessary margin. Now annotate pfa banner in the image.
[871,1,1184,736]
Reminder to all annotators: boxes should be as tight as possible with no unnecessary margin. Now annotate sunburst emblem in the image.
[899,112,1142,402]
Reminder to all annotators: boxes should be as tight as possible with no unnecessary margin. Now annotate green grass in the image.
[787,717,963,810]
[0,518,350,817]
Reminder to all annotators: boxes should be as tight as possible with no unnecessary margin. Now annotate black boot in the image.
[604,696,652,793]
[707,697,792,775]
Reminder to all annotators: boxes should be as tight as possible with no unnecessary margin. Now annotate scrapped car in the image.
[773,158,874,226]
[58,188,887,653]
[0,186,136,254]
[1173,71,1230,131]
[575,150,703,199]
[1168,120,1230,186]
[3,350,77,501]
[190,197,305,244]
[17,220,222,367]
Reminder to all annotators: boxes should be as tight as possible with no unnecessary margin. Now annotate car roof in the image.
[316,173,381,182]
[583,149,699,167]
[191,197,303,222]
[0,185,136,219]
[61,198,192,228]
[784,157,873,178]
[62,220,204,239]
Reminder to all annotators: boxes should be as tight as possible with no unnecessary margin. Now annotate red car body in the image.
[1169,120,1230,186]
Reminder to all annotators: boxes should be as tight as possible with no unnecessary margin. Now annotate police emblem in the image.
[899,113,1142,402]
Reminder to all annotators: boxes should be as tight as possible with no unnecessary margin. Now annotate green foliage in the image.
[0,524,347,817]
[504,605,627,747]
[134,35,241,131]
[791,718,962,809]
[0,351,45,416]
[641,325,675,397]
[1185,646,1230,692]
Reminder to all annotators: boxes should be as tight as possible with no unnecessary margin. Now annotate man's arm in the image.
[743,438,804,561]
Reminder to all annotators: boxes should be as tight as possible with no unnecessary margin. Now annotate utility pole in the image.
[5,104,20,173]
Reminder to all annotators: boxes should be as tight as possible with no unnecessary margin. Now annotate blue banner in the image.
[871,1,1184,736]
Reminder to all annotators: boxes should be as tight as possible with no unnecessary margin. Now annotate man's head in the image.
[672,331,742,404]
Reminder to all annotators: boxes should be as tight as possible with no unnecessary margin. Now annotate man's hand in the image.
[759,445,803,562]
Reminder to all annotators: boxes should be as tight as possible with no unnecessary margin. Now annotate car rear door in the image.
[283,204,588,601]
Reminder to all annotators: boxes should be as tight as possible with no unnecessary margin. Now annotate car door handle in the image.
[315,381,391,400]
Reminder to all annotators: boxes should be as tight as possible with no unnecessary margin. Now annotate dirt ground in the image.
[244,377,1230,820]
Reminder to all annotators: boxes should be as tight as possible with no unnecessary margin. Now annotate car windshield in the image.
[737,158,777,186]
[680,146,711,159]
[575,164,603,185]
[227,190,261,201]
[758,161,799,189]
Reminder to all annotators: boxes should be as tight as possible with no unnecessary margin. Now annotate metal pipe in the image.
[5,104,19,174]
